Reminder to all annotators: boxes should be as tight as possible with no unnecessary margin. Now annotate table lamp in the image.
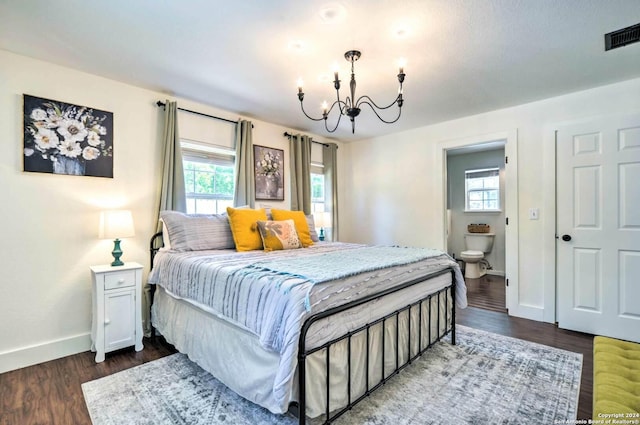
[314,211,330,241]
[99,210,135,266]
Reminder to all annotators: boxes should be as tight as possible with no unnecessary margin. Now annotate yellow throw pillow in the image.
[257,219,301,252]
[271,209,314,247]
[226,207,268,251]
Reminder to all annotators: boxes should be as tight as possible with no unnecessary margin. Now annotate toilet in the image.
[460,233,495,279]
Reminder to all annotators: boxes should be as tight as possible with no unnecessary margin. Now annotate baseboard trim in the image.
[0,332,91,374]
[486,270,505,277]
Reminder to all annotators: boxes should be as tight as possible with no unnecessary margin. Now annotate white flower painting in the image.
[254,145,284,201]
[23,94,113,177]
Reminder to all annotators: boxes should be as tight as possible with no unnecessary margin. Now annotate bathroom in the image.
[446,144,506,309]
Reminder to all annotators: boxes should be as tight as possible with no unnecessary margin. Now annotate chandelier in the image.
[296,50,405,134]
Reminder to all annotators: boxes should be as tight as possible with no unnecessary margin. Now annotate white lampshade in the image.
[314,211,330,228]
[99,210,135,239]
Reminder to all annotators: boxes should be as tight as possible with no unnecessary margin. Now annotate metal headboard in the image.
[149,231,164,269]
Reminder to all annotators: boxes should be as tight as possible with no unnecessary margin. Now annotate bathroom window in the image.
[465,167,500,211]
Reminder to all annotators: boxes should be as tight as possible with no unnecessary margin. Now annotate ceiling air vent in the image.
[605,23,640,51]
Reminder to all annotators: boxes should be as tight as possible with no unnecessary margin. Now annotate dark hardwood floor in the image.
[465,274,507,313]
[0,338,177,425]
[0,307,593,424]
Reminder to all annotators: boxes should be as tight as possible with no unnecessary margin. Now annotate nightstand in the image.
[90,262,144,362]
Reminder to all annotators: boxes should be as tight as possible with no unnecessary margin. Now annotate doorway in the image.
[446,143,506,312]
[437,130,520,317]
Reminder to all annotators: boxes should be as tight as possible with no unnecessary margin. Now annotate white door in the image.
[556,113,640,343]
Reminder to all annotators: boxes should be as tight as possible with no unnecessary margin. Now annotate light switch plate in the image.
[529,208,539,220]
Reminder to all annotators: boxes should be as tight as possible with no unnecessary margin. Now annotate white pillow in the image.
[306,214,319,242]
[160,219,172,250]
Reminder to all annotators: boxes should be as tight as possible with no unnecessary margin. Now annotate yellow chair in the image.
[593,336,640,420]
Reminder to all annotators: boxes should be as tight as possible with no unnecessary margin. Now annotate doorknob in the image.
[561,234,572,242]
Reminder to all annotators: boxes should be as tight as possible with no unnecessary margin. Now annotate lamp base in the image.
[111,238,124,267]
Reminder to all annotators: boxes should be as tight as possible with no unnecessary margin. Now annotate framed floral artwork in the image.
[23,94,114,178]
[254,145,284,201]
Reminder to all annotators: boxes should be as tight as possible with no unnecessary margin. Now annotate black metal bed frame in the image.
[149,232,457,425]
[295,271,455,424]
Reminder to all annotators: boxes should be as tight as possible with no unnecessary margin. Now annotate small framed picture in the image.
[254,145,284,201]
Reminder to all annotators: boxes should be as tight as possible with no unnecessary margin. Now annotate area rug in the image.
[82,325,582,424]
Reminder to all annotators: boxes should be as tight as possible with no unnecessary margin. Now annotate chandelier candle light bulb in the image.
[398,57,406,75]
[297,49,406,134]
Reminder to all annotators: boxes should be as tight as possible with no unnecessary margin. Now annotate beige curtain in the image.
[146,100,186,336]
[289,133,312,214]
[324,142,339,240]
[156,100,186,225]
[233,120,255,207]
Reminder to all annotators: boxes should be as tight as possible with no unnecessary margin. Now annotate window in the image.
[310,162,325,214]
[311,172,325,214]
[182,141,235,214]
[465,167,500,211]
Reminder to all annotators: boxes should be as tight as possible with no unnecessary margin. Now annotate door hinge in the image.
[505,156,508,164]
[506,278,509,287]
[506,217,509,225]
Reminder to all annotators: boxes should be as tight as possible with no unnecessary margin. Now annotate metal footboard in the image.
[296,269,456,425]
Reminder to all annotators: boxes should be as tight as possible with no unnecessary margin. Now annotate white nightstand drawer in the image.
[104,270,136,290]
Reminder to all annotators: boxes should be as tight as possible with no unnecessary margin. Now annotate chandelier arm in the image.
[326,99,347,116]
[334,87,343,110]
[355,94,401,111]
[358,100,403,124]
[324,112,343,133]
[324,100,348,132]
[339,96,352,115]
[299,100,326,122]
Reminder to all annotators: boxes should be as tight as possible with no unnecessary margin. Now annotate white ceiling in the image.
[1,0,639,141]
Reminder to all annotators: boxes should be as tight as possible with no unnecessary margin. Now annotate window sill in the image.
[464,210,502,213]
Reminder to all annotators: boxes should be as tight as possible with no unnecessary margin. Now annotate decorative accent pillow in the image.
[305,214,319,242]
[160,211,235,251]
[256,219,301,252]
[226,207,268,251]
[271,209,314,247]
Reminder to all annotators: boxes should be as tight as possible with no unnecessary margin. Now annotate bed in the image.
[148,210,467,424]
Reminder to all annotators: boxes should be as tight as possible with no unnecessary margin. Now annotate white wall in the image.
[0,49,341,373]
[341,77,640,321]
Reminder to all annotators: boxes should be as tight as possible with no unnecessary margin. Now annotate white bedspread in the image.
[148,242,466,413]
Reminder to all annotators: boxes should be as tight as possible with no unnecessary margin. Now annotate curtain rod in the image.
[155,101,253,128]
[283,132,335,149]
